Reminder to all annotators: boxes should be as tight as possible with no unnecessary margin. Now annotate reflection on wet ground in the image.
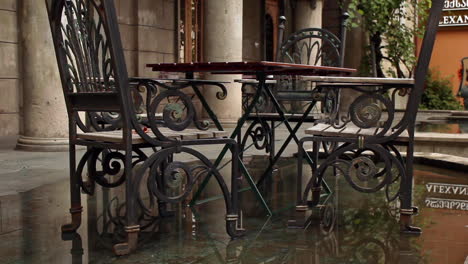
[0,156,467,264]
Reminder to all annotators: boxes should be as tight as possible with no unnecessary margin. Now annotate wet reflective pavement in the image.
[0,157,467,264]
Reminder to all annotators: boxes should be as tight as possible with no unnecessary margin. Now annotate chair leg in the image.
[400,141,421,235]
[288,139,308,229]
[62,144,83,233]
[157,154,175,218]
[226,143,245,237]
[307,140,322,208]
[113,150,140,255]
[270,121,275,163]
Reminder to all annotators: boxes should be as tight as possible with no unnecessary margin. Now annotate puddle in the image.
[0,157,467,264]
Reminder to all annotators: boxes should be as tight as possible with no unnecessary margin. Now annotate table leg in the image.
[257,87,332,194]
[191,84,224,131]
[189,74,272,215]
[255,94,314,184]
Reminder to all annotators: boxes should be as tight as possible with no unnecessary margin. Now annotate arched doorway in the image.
[265,14,275,61]
[265,0,280,60]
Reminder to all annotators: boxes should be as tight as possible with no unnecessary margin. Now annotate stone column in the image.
[294,0,323,31]
[294,0,323,65]
[16,0,68,151]
[292,0,323,111]
[203,0,243,126]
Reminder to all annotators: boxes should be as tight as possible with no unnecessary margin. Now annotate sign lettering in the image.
[425,183,468,196]
[425,197,468,211]
[425,183,468,211]
[440,1,468,27]
[444,0,468,9]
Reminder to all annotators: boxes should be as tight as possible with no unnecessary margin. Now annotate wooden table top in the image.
[147,61,356,76]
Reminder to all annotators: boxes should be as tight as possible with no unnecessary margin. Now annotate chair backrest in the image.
[277,14,348,67]
[403,0,444,127]
[272,15,348,115]
[45,0,131,131]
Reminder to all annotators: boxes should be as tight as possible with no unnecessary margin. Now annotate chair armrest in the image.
[300,76,414,85]
[235,79,277,84]
[129,77,230,84]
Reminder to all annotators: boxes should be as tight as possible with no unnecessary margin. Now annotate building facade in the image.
[429,2,468,107]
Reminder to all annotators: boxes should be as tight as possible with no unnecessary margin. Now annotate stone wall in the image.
[0,0,19,136]
[114,0,177,78]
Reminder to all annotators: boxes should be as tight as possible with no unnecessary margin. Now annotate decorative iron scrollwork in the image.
[129,80,227,144]
[279,28,342,67]
[60,0,116,93]
[148,159,195,203]
[349,95,384,129]
[134,146,233,211]
[304,143,401,199]
[76,148,147,195]
[149,89,195,132]
[348,156,377,182]
[241,120,273,153]
[326,89,398,140]
[163,161,190,190]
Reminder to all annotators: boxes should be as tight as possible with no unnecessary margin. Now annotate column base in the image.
[16,136,69,152]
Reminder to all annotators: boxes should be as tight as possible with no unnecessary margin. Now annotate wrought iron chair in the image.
[240,15,349,161]
[292,0,444,233]
[45,0,243,255]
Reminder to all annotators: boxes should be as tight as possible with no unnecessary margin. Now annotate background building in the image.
[426,3,468,101]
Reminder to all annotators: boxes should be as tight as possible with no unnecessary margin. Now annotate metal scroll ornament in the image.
[149,90,195,134]
[76,149,134,195]
[349,156,377,182]
[241,120,273,153]
[147,160,194,203]
[163,161,192,191]
[344,156,387,193]
[279,29,341,67]
[252,123,271,150]
[349,95,383,129]
[61,0,116,93]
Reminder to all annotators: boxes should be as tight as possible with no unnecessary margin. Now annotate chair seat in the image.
[247,112,322,121]
[300,76,414,86]
[305,123,409,142]
[77,128,229,144]
[235,79,278,84]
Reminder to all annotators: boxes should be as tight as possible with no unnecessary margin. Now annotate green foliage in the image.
[420,70,463,110]
[347,0,431,78]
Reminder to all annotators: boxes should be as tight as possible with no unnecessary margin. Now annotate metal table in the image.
[147,61,356,215]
